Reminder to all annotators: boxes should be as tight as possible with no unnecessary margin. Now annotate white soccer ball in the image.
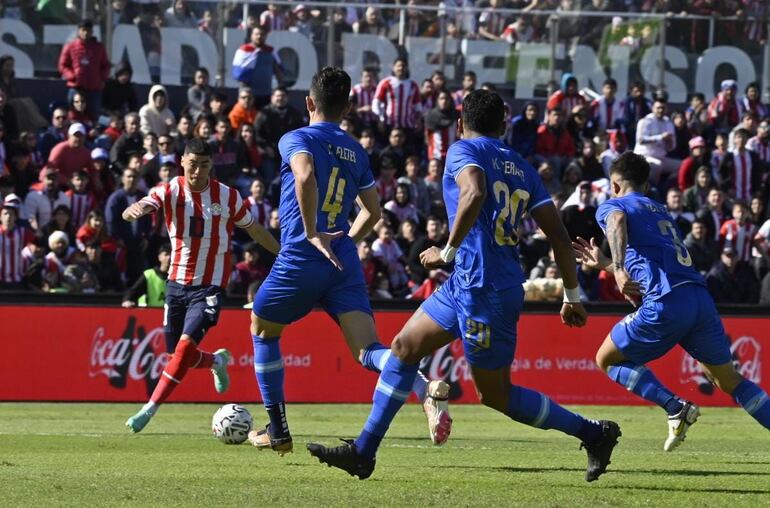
[212,404,253,444]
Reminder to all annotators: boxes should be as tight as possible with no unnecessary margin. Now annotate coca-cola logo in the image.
[420,342,472,387]
[680,335,762,389]
[89,325,168,383]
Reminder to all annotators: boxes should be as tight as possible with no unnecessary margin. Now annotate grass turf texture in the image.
[0,403,767,506]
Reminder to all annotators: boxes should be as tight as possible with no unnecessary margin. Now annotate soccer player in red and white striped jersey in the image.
[121,138,280,433]
[720,201,758,263]
[350,67,378,128]
[66,170,97,230]
[0,195,35,289]
[373,58,423,130]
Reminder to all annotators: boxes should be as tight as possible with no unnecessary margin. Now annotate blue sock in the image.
[360,343,429,401]
[506,384,603,444]
[354,354,418,459]
[733,378,770,430]
[252,335,289,437]
[607,362,684,415]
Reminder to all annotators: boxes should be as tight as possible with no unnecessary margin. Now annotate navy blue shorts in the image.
[421,274,524,371]
[163,281,222,351]
[252,241,372,325]
[611,283,731,366]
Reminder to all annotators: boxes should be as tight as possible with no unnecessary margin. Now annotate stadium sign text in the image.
[0,20,763,102]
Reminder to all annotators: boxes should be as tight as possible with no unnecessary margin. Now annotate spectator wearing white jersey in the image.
[634,98,677,182]
[720,201,759,264]
[373,58,423,136]
[23,167,69,231]
[350,67,378,131]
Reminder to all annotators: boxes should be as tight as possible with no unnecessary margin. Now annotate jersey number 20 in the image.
[321,166,347,229]
[493,181,530,246]
[658,220,693,266]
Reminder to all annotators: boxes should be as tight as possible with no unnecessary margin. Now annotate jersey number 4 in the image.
[321,166,347,229]
[658,220,693,266]
[493,181,530,246]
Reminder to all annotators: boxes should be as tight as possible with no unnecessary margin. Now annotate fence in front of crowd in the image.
[2,1,770,103]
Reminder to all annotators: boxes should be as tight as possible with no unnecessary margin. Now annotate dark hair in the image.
[78,19,94,29]
[185,137,212,156]
[395,182,411,203]
[603,78,617,88]
[462,89,505,136]
[272,86,288,95]
[631,80,646,91]
[464,71,477,80]
[309,67,351,118]
[362,66,377,75]
[210,91,227,102]
[691,92,705,102]
[360,128,374,138]
[393,57,408,67]
[244,242,260,254]
[742,111,758,121]
[734,128,751,140]
[746,81,760,93]
[609,152,649,187]
[431,70,445,79]
[480,82,496,91]
[195,67,209,76]
[158,243,172,256]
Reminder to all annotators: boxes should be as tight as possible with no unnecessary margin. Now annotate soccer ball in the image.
[212,404,253,444]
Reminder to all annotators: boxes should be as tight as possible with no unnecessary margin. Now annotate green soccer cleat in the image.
[125,410,153,433]
[212,349,231,393]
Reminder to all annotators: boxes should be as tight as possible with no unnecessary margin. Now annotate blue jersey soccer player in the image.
[573,151,770,450]
[248,67,451,455]
[308,90,621,481]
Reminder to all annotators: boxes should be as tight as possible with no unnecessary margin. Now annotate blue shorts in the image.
[164,281,222,350]
[252,240,372,324]
[421,274,523,370]
[611,283,731,366]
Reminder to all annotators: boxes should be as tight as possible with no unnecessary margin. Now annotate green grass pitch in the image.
[0,403,768,506]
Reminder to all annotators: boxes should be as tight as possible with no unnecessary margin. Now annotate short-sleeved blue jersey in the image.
[277,122,375,258]
[596,192,705,301]
[443,137,552,290]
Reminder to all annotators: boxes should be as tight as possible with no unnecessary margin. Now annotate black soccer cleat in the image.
[306,439,376,480]
[581,420,621,482]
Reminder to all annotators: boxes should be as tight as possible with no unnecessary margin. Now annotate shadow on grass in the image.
[437,464,770,479]
[600,484,770,495]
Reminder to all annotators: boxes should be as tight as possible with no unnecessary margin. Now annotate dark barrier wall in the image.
[0,303,766,406]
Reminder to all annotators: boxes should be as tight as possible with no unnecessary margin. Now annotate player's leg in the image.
[337,310,450,445]
[182,286,230,392]
[698,361,770,430]
[307,307,456,478]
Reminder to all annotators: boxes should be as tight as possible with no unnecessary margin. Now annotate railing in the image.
[2,1,769,102]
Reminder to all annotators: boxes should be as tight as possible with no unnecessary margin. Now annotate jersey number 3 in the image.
[658,220,693,266]
[321,166,347,229]
[493,181,530,246]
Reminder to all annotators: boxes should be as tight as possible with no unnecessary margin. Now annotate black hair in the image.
[691,92,705,102]
[362,66,377,75]
[734,128,751,140]
[609,151,649,187]
[395,182,411,202]
[393,57,408,67]
[431,70,445,79]
[603,78,617,88]
[480,82,497,91]
[273,86,288,95]
[746,81,760,93]
[158,243,172,256]
[742,111,758,121]
[631,80,646,91]
[195,67,209,76]
[184,137,212,156]
[309,67,351,118]
[210,91,227,102]
[462,90,505,136]
[78,19,94,29]
[244,242,260,254]
[464,70,477,79]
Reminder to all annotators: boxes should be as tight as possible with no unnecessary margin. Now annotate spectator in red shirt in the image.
[677,136,709,190]
[546,73,587,117]
[708,79,740,134]
[57,20,110,119]
[228,242,268,295]
[47,123,94,183]
[536,108,576,176]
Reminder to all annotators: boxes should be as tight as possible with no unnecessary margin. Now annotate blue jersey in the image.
[596,192,705,302]
[277,122,375,259]
[444,137,551,290]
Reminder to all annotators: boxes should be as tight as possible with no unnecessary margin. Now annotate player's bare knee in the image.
[390,334,420,364]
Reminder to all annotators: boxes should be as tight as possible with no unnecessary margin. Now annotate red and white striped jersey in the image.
[747,136,770,163]
[350,83,378,125]
[373,77,423,129]
[376,177,397,204]
[0,225,34,284]
[140,177,254,288]
[730,149,753,201]
[247,197,272,228]
[65,190,96,229]
[426,123,458,160]
[720,219,757,263]
[259,10,286,32]
[478,8,507,37]
[591,97,624,131]
[755,219,770,258]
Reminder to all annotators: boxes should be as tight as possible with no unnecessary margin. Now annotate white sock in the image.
[413,370,429,402]
[142,401,159,416]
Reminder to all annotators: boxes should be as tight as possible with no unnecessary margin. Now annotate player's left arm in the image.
[604,210,643,305]
[349,186,381,244]
[420,165,486,269]
[241,220,280,256]
[531,202,587,328]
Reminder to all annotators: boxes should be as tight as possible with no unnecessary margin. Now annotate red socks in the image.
[150,339,211,405]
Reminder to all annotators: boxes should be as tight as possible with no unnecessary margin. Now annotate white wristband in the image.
[563,286,581,303]
[440,245,457,263]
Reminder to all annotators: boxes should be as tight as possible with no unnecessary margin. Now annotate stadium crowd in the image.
[1,2,770,306]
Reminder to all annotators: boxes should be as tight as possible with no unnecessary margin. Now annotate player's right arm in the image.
[349,186,381,244]
[290,152,344,270]
[123,184,164,222]
[531,202,587,328]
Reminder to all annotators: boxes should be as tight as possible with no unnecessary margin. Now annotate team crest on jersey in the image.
[210,203,223,216]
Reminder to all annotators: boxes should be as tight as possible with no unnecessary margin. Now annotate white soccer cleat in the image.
[423,380,452,446]
[664,402,700,452]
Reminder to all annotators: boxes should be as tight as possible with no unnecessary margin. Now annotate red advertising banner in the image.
[0,305,766,407]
